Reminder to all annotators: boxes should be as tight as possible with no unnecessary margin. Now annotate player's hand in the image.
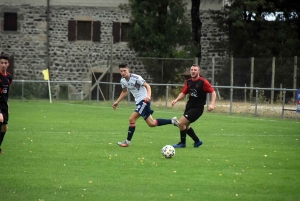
[208,104,214,111]
[171,100,177,107]
[144,96,151,103]
[112,102,118,110]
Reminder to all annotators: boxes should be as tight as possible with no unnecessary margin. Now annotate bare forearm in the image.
[172,92,186,106]
[116,91,128,103]
[210,91,216,106]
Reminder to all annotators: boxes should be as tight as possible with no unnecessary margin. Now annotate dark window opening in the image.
[68,20,101,42]
[77,21,92,41]
[113,22,130,43]
[121,23,130,42]
[4,12,18,31]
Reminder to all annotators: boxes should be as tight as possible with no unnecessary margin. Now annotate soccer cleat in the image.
[194,140,203,148]
[118,139,130,147]
[0,148,3,154]
[172,142,186,148]
[172,117,179,127]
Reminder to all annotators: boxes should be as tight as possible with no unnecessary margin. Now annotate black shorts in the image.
[0,109,9,124]
[183,105,204,123]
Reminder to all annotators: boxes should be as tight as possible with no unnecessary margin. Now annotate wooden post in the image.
[230,56,234,114]
[250,57,254,101]
[109,35,113,100]
[212,57,215,85]
[293,56,298,102]
[244,83,247,103]
[271,57,275,104]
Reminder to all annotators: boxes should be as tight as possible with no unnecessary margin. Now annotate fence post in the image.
[280,83,282,101]
[215,82,221,100]
[165,85,168,108]
[293,56,297,102]
[271,57,275,104]
[230,86,233,114]
[255,88,258,116]
[250,57,254,101]
[212,57,215,85]
[112,84,115,104]
[89,82,91,103]
[22,80,24,102]
[244,83,247,103]
[281,89,286,118]
[230,56,234,114]
[109,35,113,101]
[96,84,99,102]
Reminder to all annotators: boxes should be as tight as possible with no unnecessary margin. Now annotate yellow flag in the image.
[42,69,49,80]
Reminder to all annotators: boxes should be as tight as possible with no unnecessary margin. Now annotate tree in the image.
[119,0,197,85]
[210,0,300,58]
[191,0,202,60]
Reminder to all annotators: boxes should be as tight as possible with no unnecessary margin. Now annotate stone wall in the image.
[0,4,225,98]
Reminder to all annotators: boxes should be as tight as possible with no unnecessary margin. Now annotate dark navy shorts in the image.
[134,100,154,120]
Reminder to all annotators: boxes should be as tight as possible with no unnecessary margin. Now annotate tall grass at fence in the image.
[0,100,299,201]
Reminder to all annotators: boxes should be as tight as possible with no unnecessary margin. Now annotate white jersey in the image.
[120,73,148,104]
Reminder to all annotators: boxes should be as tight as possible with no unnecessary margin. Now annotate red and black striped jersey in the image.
[181,76,214,107]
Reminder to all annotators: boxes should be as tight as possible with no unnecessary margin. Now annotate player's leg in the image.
[185,106,204,148]
[0,112,4,154]
[118,111,140,147]
[172,116,189,148]
[186,126,203,148]
[145,115,174,127]
[141,101,174,127]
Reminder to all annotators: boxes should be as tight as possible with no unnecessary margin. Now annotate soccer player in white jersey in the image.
[112,63,177,147]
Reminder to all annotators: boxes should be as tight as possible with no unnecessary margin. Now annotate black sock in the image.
[156,119,172,126]
[180,130,187,144]
[186,127,200,143]
[0,132,5,147]
[127,123,136,141]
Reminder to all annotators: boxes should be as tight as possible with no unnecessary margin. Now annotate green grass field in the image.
[1,100,300,201]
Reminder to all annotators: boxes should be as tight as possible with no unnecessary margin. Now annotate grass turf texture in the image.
[1,100,300,201]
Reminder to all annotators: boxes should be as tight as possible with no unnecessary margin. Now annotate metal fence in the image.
[11,80,299,119]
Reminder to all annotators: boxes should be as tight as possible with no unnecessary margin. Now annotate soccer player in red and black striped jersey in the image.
[171,64,216,148]
[0,53,13,154]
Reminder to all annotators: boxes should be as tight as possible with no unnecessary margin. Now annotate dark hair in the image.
[0,52,9,61]
[119,63,128,68]
[192,64,199,67]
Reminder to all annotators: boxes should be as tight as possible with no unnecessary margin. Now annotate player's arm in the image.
[143,82,152,102]
[171,92,186,107]
[208,91,216,111]
[112,88,128,109]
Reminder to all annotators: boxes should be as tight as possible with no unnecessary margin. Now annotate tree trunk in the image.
[191,0,202,60]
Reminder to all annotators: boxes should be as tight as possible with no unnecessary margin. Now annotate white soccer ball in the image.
[162,145,175,158]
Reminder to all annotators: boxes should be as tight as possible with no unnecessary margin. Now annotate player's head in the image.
[119,63,130,78]
[190,64,200,78]
[0,52,10,73]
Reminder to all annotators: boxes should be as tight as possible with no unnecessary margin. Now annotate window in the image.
[113,22,130,43]
[77,21,92,40]
[68,20,101,42]
[3,12,18,31]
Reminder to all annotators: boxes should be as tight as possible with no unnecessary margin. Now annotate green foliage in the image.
[1,100,300,201]
[119,0,197,92]
[120,0,192,58]
[210,0,300,57]
[10,82,49,99]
